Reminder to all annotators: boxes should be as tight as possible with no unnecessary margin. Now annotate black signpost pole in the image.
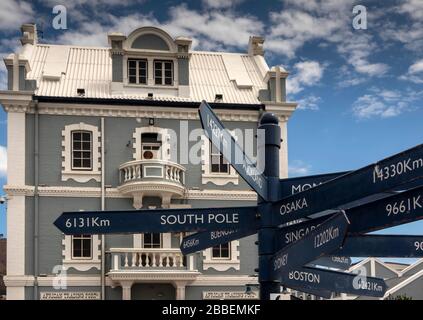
[258,113,281,300]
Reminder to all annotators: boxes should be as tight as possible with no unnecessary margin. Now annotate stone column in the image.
[174,281,186,300]
[121,281,133,300]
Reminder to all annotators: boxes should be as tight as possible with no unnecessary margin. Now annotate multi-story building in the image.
[0,24,297,300]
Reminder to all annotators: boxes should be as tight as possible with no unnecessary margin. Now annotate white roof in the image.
[24,44,269,105]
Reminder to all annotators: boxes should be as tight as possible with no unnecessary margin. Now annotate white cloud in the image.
[202,0,244,9]
[400,59,423,84]
[286,61,324,95]
[0,0,33,31]
[288,160,311,176]
[352,88,422,119]
[0,146,6,177]
[52,5,263,51]
[266,0,388,79]
[296,95,321,111]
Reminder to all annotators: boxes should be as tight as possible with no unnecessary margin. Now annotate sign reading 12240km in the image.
[53,100,423,300]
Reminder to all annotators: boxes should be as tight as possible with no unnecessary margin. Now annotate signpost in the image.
[54,100,423,300]
[54,206,258,235]
[280,266,387,297]
[271,212,349,278]
[334,234,423,258]
[274,144,423,224]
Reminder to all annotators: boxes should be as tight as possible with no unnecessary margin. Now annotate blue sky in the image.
[0,0,422,253]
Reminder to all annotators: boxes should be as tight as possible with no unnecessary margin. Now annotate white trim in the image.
[190,275,258,286]
[3,185,258,201]
[8,112,26,185]
[348,257,401,277]
[398,258,423,276]
[6,195,26,276]
[62,235,101,271]
[61,122,101,182]
[202,240,240,271]
[201,135,239,186]
[382,268,423,300]
[132,126,170,161]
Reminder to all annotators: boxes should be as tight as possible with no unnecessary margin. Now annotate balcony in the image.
[117,159,186,208]
[107,248,200,284]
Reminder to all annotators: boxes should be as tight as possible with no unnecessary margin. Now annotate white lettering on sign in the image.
[273,253,288,271]
[207,115,228,151]
[292,183,321,195]
[314,226,340,248]
[65,217,110,229]
[242,162,263,189]
[332,256,350,264]
[160,213,239,225]
[182,238,200,249]
[40,292,100,300]
[355,278,383,292]
[415,241,423,251]
[373,158,423,183]
[385,195,422,216]
[284,225,317,244]
[288,270,320,284]
[279,198,308,216]
[210,230,236,240]
[203,291,258,300]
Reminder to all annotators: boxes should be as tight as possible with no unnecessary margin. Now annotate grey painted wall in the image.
[111,55,123,82]
[178,58,189,85]
[132,34,170,51]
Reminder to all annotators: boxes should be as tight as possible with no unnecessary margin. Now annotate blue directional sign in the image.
[279,171,350,198]
[334,235,423,258]
[281,266,387,297]
[308,256,352,270]
[54,206,258,235]
[180,227,258,255]
[276,185,423,251]
[199,101,268,200]
[274,144,423,224]
[271,213,349,279]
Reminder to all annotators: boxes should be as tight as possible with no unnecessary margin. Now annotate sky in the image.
[0,0,422,259]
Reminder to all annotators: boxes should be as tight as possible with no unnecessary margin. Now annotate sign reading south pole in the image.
[199,101,268,200]
[54,206,258,235]
[271,212,349,279]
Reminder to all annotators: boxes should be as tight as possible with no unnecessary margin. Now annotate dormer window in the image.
[128,59,148,84]
[154,60,173,85]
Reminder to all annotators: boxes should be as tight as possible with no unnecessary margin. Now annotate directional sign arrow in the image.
[199,100,268,200]
[280,266,387,297]
[276,185,423,251]
[271,212,349,279]
[334,235,423,258]
[308,256,352,270]
[274,144,423,224]
[54,206,258,235]
[180,227,258,255]
[279,171,350,198]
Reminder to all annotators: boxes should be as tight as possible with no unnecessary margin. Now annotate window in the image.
[72,235,92,259]
[143,233,162,248]
[128,59,148,84]
[141,133,162,160]
[212,242,231,259]
[71,130,92,170]
[154,60,173,85]
[210,143,229,173]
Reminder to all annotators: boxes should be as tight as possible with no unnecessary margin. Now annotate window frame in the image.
[71,130,93,171]
[211,242,231,260]
[71,234,93,260]
[154,60,174,86]
[210,143,230,174]
[143,233,162,249]
[127,58,148,85]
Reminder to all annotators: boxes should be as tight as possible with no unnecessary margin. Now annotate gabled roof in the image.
[23,44,269,105]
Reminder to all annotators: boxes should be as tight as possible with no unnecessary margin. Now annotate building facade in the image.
[1,24,297,300]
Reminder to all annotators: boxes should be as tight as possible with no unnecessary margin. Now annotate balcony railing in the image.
[119,159,185,186]
[109,248,195,271]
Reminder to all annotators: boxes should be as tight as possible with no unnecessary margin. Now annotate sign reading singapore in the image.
[54,100,423,300]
